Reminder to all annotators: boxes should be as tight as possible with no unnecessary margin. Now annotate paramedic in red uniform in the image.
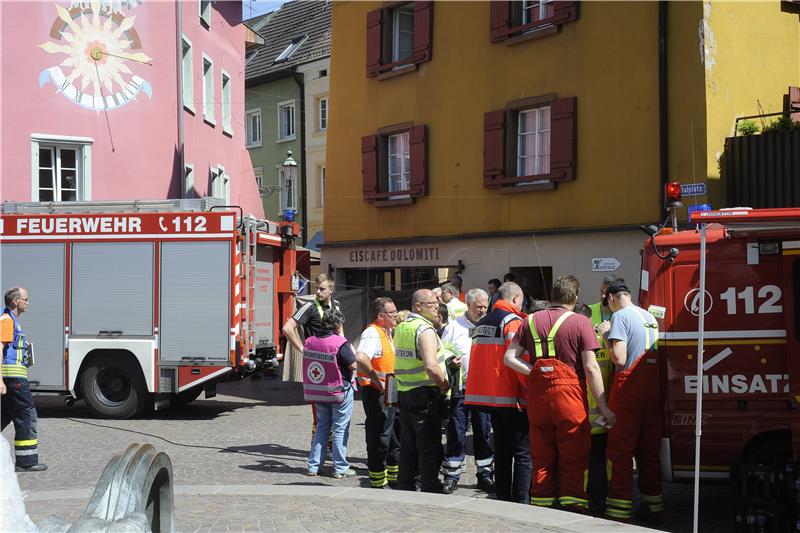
[602,283,662,524]
[504,275,613,513]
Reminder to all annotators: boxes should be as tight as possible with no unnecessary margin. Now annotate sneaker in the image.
[476,477,496,493]
[442,478,458,494]
[331,468,356,479]
[304,470,317,477]
[16,463,47,472]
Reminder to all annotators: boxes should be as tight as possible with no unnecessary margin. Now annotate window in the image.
[221,70,232,134]
[318,97,328,131]
[319,69,328,78]
[387,132,410,193]
[211,165,229,204]
[254,167,264,189]
[275,35,308,63]
[391,4,414,63]
[490,1,578,44]
[483,95,576,189]
[366,2,433,78]
[517,106,550,176]
[202,55,214,124]
[199,0,211,28]
[279,167,296,211]
[361,124,427,204]
[31,135,92,201]
[319,165,326,207]
[184,163,195,198]
[277,100,295,141]
[246,108,262,147]
[181,36,194,112]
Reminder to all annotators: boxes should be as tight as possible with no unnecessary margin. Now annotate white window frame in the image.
[254,166,264,189]
[318,96,328,131]
[275,35,308,62]
[30,134,92,202]
[246,108,262,148]
[318,165,325,207]
[184,163,195,199]
[391,4,414,63]
[522,0,552,25]
[517,106,551,177]
[387,132,410,193]
[199,0,212,28]
[279,166,297,212]
[277,99,296,142]
[221,69,232,135]
[202,54,215,125]
[210,164,229,204]
[181,35,194,113]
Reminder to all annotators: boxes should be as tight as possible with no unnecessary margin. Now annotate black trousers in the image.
[587,432,608,514]
[490,409,531,503]
[397,386,445,493]
[1,377,39,468]
[361,386,400,486]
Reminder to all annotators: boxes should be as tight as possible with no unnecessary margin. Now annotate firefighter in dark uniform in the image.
[1,287,47,472]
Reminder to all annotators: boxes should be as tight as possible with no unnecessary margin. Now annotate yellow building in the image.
[324,1,800,296]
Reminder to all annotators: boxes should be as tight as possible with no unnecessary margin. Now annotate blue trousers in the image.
[443,396,494,481]
[307,386,354,475]
[1,378,39,468]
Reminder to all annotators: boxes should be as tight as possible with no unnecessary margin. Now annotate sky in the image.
[242,0,287,21]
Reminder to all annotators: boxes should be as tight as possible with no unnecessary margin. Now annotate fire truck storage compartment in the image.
[0,243,65,389]
[254,244,275,352]
[159,241,230,363]
[71,243,154,336]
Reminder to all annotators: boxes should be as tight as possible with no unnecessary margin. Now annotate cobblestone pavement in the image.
[5,376,729,531]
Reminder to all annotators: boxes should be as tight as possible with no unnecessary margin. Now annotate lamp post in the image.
[281,149,297,222]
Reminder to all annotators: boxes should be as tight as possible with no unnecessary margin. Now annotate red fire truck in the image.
[0,199,297,419]
[640,203,800,527]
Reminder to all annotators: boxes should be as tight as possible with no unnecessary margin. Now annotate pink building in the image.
[1,0,263,218]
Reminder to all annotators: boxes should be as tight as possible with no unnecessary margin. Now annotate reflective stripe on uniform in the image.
[530,497,555,507]
[528,311,574,359]
[463,394,518,406]
[14,439,37,447]
[15,449,38,456]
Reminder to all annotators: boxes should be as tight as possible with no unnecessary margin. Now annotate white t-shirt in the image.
[356,324,393,359]
[440,314,476,378]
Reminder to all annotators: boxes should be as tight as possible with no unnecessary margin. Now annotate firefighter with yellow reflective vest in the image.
[1,287,47,472]
[584,273,624,515]
[504,276,613,514]
[354,297,400,489]
[393,289,450,493]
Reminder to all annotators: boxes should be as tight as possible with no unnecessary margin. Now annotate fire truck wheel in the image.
[175,387,203,406]
[81,357,147,419]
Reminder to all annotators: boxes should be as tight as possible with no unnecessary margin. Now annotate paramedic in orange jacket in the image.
[465,282,530,503]
[602,283,662,524]
[504,275,614,513]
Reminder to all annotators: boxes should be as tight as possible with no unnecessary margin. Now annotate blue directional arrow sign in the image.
[680,183,707,197]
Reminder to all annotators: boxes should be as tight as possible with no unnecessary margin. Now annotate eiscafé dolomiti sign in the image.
[348,246,441,266]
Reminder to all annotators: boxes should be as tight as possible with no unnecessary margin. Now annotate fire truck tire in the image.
[175,387,203,406]
[81,357,147,419]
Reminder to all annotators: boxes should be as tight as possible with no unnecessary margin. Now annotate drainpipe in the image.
[176,0,185,198]
[658,1,668,208]
[291,69,308,246]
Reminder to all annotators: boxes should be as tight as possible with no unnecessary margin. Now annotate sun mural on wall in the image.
[39,1,153,111]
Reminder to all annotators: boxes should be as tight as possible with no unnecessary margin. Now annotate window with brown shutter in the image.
[483,94,576,190]
[365,1,433,79]
[490,0,579,45]
[785,86,800,122]
[361,124,429,204]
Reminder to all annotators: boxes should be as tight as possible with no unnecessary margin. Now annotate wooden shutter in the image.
[366,9,383,78]
[362,135,379,200]
[483,110,506,188]
[409,125,428,197]
[551,1,579,25]
[489,1,511,43]
[549,97,577,182]
[412,1,433,63]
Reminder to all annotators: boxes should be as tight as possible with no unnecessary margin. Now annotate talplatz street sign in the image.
[680,183,707,197]
[591,257,621,272]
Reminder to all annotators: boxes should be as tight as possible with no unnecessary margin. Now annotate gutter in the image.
[658,1,668,207]
[291,69,308,246]
[176,0,185,198]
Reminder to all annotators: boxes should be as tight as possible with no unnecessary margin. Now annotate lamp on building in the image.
[281,149,298,221]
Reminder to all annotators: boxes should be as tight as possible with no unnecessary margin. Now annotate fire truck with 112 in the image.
[640,183,800,530]
[0,199,297,419]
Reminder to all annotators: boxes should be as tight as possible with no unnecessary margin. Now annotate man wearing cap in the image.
[602,283,662,524]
